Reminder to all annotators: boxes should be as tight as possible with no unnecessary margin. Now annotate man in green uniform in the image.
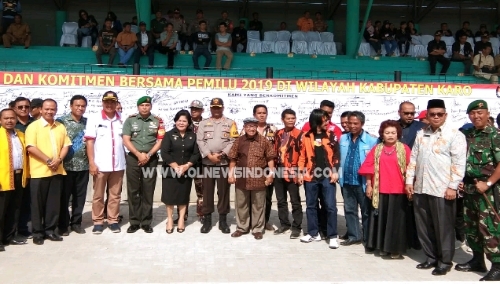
[122,96,165,234]
[455,100,500,281]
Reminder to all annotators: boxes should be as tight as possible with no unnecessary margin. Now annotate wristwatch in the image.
[487,181,493,187]
[147,153,152,158]
[46,159,52,165]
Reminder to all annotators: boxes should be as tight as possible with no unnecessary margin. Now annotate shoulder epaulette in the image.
[128,114,137,118]
[153,114,163,121]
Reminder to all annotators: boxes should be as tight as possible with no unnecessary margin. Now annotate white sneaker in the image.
[329,238,339,249]
[300,234,321,243]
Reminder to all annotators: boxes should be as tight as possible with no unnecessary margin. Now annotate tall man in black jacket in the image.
[427,31,450,75]
[134,22,155,67]
[451,35,473,75]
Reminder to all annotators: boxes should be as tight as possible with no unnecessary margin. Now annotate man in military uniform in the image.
[197,98,238,234]
[122,96,165,234]
[241,104,277,231]
[455,100,500,281]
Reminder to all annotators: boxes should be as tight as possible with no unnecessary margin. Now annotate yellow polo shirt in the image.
[25,118,72,178]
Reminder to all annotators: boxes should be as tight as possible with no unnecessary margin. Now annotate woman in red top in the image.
[358,120,411,259]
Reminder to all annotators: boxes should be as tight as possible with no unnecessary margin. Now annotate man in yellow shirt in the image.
[2,14,30,49]
[297,11,313,32]
[0,108,29,252]
[116,22,138,66]
[25,99,72,245]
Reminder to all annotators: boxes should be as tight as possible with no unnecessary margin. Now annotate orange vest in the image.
[275,128,303,182]
[298,130,339,182]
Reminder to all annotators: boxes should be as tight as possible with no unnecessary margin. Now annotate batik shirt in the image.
[57,114,89,171]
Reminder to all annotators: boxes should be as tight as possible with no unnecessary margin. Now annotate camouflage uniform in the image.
[462,125,500,262]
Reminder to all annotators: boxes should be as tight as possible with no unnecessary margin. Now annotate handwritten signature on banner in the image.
[0,71,489,97]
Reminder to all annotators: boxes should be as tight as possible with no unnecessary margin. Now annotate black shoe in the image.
[9,238,27,245]
[142,225,153,233]
[127,225,140,233]
[274,226,290,235]
[45,233,63,241]
[18,231,32,239]
[290,230,301,239]
[33,237,44,245]
[365,247,375,254]
[416,261,437,269]
[118,215,124,224]
[339,233,349,240]
[218,214,230,234]
[432,267,451,276]
[455,261,488,272]
[0,245,4,251]
[481,266,500,281]
[71,224,86,234]
[58,228,69,236]
[340,239,362,246]
[200,214,212,234]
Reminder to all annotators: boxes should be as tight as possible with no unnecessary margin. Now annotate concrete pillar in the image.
[345,0,360,58]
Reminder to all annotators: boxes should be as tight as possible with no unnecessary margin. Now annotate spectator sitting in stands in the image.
[95,18,117,66]
[475,24,488,38]
[116,22,137,67]
[165,10,174,23]
[134,21,155,68]
[188,9,208,52]
[491,26,500,39]
[297,11,313,32]
[2,14,29,48]
[151,11,167,42]
[107,11,122,34]
[396,21,411,57]
[439,22,453,37]
[427,31,450,75]
[380,20,397,56]
[406,20,418,35]
[473,45,498,83]
[455,21,473,41]
[2,0,20,37]
[474,32,493,56]
[171,8,187,52]
[30,98,42,120]
[77,9,98,47]
[314,12,327,32]
[158,23,178,69]
[215,22,233,70]
[363,20,381,56]
[131,16,137,26]
[249,12,263,37]
[451,34,473,75]
[277,22,287,31]
[215,11,234,33]
[374,20,382,31]
[192,20,211,70]
[231,20,247,53]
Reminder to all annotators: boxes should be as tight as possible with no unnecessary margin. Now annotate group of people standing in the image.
[0,94,499,281]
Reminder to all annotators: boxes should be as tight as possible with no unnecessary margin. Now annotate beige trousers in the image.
[216,49,233,70]
[235,187,266,234]
[92,171,124,225]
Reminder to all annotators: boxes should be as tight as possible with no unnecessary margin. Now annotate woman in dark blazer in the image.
[160,110,200,233]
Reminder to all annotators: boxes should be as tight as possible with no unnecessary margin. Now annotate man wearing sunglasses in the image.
[398,101,427,149]
[406,99,467,276]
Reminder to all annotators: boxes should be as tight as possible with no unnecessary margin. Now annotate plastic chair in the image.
[81,36,92,48]
[441,36,455,58]
[306,31,322,55]
[319,32,336,55]
[60,22,78,46]
[246,30,262,53]
[275,31,291,54]
[262,31,277,53]
[131,25,139,34]
[291,31,307,54]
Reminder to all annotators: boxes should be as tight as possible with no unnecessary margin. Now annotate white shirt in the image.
[84,110,126,172]
[459,44,465,55]
[406,122,467,198]
[140,31,148,46]
[10,131,23,170]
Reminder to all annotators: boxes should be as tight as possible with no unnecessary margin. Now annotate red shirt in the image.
[301,121,342,141]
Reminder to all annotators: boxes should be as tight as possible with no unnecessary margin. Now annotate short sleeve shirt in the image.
[122,114,165,153]
[216,33,232,51]
[57,114,89,172]
[99,28,117,46]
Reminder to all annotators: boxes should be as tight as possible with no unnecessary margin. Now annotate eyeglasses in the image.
[17,105,29,110]
[428,112,446,118]
[403,112,416,116]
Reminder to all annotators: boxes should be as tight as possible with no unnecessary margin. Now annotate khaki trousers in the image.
[216,49,233,70]
[92,171,124,225]
[235,187,266,234]
[2,34,31,48]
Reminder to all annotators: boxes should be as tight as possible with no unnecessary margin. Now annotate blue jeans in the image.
[304,178,338,239]
[343,184,370,242]
[383,39,397,55]
[118,47,136,64]
[192,47,212,69]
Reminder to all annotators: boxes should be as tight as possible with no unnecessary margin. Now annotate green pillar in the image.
[136,0,151,29]
[346,0,360,58]
[55,11,67,46]
[356,0,374,58]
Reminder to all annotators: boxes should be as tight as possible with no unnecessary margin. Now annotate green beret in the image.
[137,96,152,106]
[466,100,488,113]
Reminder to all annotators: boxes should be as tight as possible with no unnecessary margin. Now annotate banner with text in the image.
[0,71,497,134]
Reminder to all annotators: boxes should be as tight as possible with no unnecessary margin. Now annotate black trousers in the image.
[274,178,302,230]
[133,46,155,66]
[451,55,472,75]
[17,179,31,234]
[413,193,456,268]
[428,55,450,75]
[58,170,89,230]
[455,196,465,242]
[265,184,274,224]
[193,48,212,69]
[178,32,188,51]
[398,40,410,54]
[158,46,176,68]
[30,175,63,238]
[201,165,230,215]
[126,154,158,226]
[317,190,328,233]
[0,172,24,242]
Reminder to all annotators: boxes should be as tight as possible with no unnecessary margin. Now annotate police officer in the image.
[197,98,238,234]
[122,96,165,234]
[456,100,500,281]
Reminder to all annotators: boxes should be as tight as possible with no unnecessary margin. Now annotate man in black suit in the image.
[134,21,156,67]
[451,35,473,75]
[427,31,450,75]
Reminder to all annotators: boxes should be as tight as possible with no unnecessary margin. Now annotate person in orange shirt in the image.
[297,11,313,32]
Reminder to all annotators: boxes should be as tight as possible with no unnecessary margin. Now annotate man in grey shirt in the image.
[197,98,238,234]
[215,22,233,70]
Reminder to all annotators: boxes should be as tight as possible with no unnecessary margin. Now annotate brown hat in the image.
[102,91,118,101]
[210,98,224,107]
